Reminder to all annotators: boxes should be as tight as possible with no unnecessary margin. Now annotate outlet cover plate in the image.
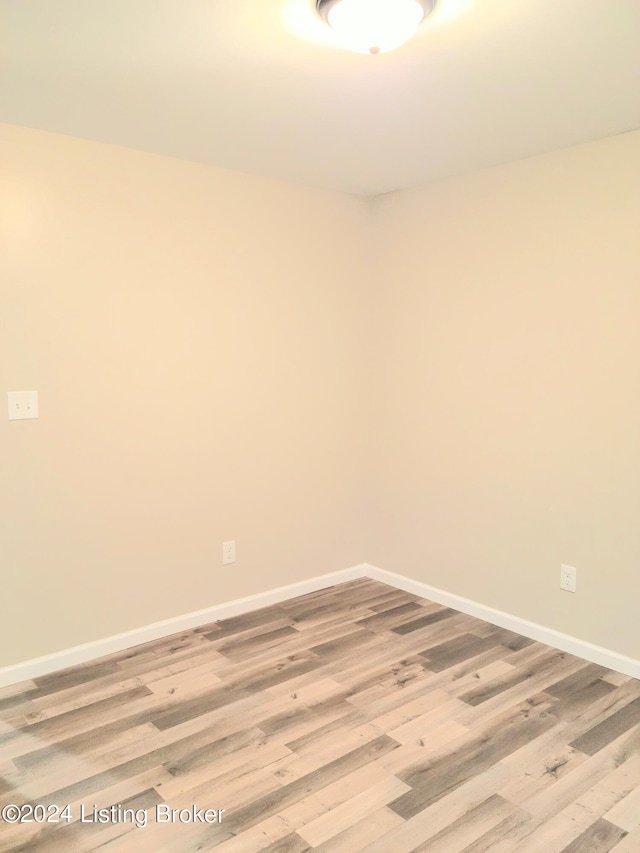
[222,540,236,565]
[560,564,577,593]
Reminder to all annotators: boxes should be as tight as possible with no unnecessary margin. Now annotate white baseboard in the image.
[0,565,368,689]
[2,561,638,688]
[364,564,640,681]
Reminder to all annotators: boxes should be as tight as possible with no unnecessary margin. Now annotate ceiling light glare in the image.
[318,0,433,55]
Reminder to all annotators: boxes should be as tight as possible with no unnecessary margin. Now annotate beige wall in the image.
[0,125,372,667]
[370,131,640,659]
[3,124,639,669]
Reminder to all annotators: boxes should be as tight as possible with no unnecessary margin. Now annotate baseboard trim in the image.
[364,564,640,680]
[2,561,638,688]
[0,565,368,689]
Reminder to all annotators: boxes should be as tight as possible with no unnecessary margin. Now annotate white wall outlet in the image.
[7,391,39,420]
[560,564,577,593]
[222,540,236,565]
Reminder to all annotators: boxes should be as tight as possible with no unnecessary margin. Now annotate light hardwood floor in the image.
[1,578,639,851]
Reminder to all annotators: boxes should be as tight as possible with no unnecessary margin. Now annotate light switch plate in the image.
[7,391,39,420]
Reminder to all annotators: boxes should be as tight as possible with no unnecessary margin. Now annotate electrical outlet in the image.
[222,540,236,565]
[560,564,577,593]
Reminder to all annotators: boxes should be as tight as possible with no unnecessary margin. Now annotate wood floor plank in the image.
[363,762,514,853]
[558,817,628,853]
[498,740,589,806]
[605,777,640,831]
[33,661,124,696]
[410,793,518,853]
[264,674,343,703]
[569,697,640,756]
[458,649,597,707]
[518,725,640,822]
[389,696,557,819]
[608,825,640,852]
[220,735,399,836]
[150,686,257,731]
[459,810,537,852]
[209,763,397,852]
[23,677,154,723]
[0,686,154,749]
[452,652,588,730]
[296,774,410,846]
[419,633,505,672]
[511,753,640,852]
[0,680,38,701]
[311,806,404,852]
[392,607,459,634]
[206,819,306,853]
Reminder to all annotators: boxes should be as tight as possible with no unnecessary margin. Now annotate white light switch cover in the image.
[7,391,39,420]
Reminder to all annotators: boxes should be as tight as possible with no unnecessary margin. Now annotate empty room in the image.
[1,1,639,850]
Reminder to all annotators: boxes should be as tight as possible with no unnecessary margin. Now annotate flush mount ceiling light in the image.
[316,0,436,55]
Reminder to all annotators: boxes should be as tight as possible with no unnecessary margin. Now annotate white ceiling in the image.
[1,0,639,195]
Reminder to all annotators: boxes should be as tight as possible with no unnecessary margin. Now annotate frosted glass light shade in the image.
[320,0,430,54]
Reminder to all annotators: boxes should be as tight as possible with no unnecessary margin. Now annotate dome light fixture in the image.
[316,0,436,55]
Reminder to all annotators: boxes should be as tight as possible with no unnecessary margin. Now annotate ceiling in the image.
[1,0,639,195]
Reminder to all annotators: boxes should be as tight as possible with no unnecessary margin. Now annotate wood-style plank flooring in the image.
[1,578,639,851]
